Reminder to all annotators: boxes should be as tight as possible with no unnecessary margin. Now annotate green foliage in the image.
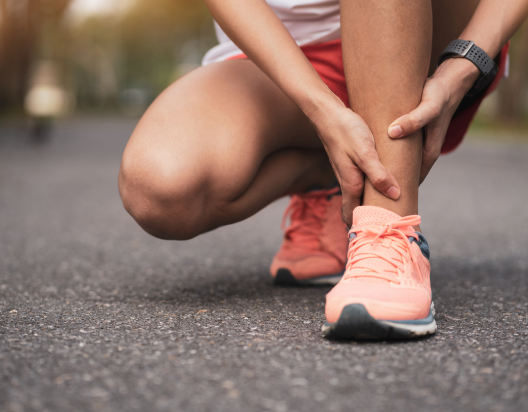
[66,0,217,106]
[118,0,216,90]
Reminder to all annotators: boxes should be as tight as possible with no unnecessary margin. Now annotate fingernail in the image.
[387,186,400,200]
[388,125,402,138]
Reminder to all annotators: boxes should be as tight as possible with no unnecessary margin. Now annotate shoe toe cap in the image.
[325,282,431,323]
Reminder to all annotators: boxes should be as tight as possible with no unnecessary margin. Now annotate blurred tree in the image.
[0,0,71,111]
[66,0,216,111]
[3,0,525,123]
[118,0,215,91]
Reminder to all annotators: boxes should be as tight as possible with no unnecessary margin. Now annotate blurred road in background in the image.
[1,117,528,412]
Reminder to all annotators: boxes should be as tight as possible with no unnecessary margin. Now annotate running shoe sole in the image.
[274,268,343,286]
[322,302,436,340]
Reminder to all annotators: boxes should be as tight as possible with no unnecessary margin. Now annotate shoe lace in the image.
[345,215,422,284]
[281,187,340,246]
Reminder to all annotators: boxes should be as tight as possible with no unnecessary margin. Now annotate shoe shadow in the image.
[324,333,436,345]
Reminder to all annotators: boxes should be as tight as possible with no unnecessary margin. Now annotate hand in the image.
[387,58,480,183]
[313,105,400,227]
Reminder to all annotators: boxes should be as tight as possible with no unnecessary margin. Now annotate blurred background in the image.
[0,0,527,133]
[0,0,217,134]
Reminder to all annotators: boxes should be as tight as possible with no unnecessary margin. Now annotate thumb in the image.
[388,101,440,139]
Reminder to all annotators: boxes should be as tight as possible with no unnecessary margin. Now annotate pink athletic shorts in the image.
[229,39,510,155]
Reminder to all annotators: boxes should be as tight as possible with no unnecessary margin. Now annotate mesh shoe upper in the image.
[325,206,432,322]
[270,187,349,280]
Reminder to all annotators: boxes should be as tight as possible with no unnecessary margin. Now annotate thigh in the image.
[122,59,321,203]
[430,0,481,75]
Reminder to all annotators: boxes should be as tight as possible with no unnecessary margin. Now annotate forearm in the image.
[203,0,343,119]
[387,0,528,185]
[438,0,528,101]
[462,0,528,57]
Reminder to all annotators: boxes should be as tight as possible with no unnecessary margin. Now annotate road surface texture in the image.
[1,116,527,412]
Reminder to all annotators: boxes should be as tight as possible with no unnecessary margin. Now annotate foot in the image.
[270,186,349,286]
[322,206,436,339]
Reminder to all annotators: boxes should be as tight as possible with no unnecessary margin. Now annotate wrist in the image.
[300,87,348,130]
[434,57,480,105]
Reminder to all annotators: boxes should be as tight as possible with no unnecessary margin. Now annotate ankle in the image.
[362,181,418,218]
[352,204,422,233]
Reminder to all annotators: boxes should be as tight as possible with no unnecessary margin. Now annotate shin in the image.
[340,0,432,219]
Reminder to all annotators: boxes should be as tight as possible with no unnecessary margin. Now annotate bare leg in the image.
[119,60,335,240]
[120,1,483,241]
[340,0,432,221]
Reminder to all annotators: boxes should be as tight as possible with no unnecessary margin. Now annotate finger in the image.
[341,192,362,229]
[354,147,400,200]
[328,152,365,227]
[340,166,365,228]
[419,127,445,184]
[388,100,441,139]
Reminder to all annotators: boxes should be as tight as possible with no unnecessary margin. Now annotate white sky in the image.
[66,0,136,22]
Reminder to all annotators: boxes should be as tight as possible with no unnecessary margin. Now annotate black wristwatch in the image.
[438,39,499,98]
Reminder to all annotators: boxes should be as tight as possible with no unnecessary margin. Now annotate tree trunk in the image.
[0,0,71,111]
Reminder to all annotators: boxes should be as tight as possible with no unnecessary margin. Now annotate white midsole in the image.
[379,302,436,336]
[306,275,342,285]
[379,319,437,336]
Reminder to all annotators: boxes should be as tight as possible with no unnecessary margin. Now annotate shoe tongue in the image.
[349,206,410,284]
[353,206,403,228]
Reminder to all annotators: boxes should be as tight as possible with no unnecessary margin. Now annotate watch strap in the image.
[438,39,499,98]
[439,40,496,75]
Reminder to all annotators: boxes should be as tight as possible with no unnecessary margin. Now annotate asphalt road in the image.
[1,116,528,412]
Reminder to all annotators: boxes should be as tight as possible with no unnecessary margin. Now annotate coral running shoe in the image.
[322,206,436,339]
[271,186,349,286]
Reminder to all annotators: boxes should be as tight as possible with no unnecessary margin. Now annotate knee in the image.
[119,149,207,240]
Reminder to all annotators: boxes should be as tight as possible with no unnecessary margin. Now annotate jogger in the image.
[119,0,526,339]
